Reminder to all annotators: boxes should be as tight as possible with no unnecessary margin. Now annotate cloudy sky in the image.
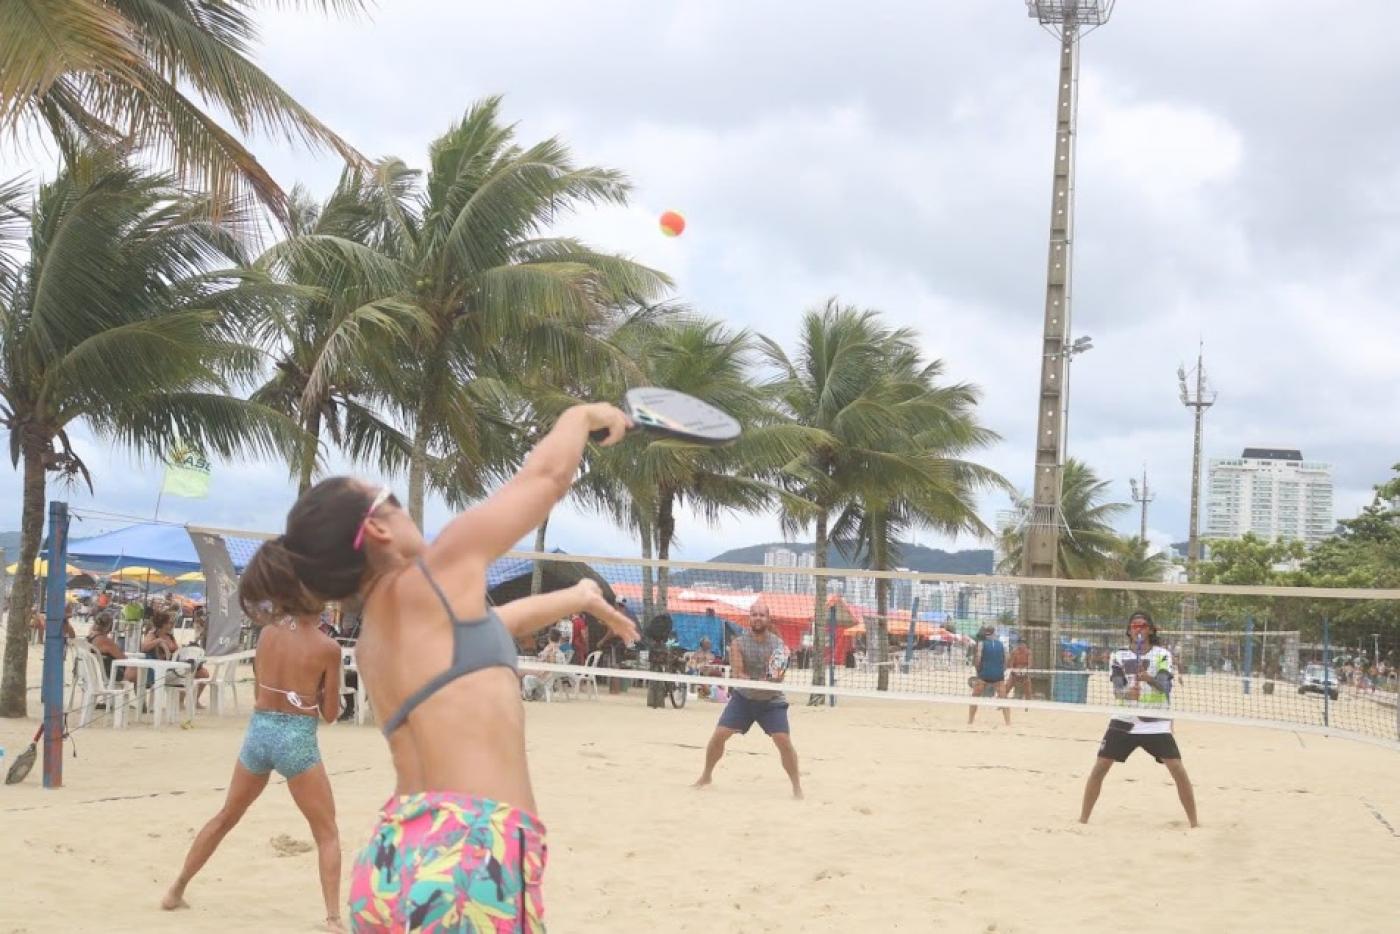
[2,0,1398,561]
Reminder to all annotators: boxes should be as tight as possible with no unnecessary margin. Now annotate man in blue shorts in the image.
[693,601,802,799]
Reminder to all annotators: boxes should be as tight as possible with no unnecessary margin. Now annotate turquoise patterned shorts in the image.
[237,709,321,779]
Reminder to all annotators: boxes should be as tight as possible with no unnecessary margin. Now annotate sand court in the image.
[4,677,1399,933]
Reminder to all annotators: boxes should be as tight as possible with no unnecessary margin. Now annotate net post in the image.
[1243,615,1254,696]
[827,605,837,708]
[903,597,921,673]
[1322,615,1331,729]
[42,500,70,790]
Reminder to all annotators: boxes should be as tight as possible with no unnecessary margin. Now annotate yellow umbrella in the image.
[174,571,205,584]
[5,558,82,577]
[108,566,177,587]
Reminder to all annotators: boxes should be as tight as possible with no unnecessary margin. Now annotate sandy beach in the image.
[3,653,1399,934]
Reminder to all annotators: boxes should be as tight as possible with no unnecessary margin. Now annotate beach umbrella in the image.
[67,573,98,590]
[108,566,177,587]
[6,558,82,577]
[174,571,205,583]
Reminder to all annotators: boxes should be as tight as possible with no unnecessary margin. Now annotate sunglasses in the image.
[352,486,398,551]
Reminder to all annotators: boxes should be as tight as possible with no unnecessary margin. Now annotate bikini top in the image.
[381,557,519,736]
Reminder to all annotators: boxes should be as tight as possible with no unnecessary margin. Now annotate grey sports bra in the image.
[381,558,519,736]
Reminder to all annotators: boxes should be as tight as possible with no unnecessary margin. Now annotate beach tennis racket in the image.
[768,643,791,679]
[4,726,41,785]
[590,387,741,446]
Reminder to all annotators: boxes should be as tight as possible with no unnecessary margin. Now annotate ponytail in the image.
[239,477,378,623]
[239,536,321,623]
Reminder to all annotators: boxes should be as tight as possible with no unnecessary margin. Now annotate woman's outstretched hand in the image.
[574,579,638,645]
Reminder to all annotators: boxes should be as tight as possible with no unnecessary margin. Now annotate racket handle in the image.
[589,426,635,443]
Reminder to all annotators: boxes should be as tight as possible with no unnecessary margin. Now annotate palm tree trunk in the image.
[808,510,830,704]
[407,425,429,528]
[530,516,549,595]
[874,516,891,692]
[0,436,49,717]
[639,518,655,623]
[296,407,322,494]
[655,494,676,624]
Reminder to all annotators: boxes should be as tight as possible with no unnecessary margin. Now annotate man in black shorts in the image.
[692,601,802,799]
[1079,611,1198,827]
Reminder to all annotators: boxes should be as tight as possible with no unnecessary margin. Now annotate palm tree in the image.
[634,318,818,615]
[828,342,1007,691]
[1111,536,1171,582]
[0,146,298,717]
[349,99,670,525]
[765,300,1007,693]
[996,459,1129,579]
[0,0,362,218]
[251,174,418,492]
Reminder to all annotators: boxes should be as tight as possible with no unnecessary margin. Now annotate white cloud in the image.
[2,0,1398,563]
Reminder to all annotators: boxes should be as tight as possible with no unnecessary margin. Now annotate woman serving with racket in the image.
[232,402,643,931]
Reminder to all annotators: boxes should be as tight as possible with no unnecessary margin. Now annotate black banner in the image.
[187,530,247,655]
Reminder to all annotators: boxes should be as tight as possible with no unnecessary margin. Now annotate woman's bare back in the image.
[254,622,341,720]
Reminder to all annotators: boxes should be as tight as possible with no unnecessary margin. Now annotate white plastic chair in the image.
[204,651,252,716]
[72,643,134,728]
[575,650,603,701]
[160,646,207,722]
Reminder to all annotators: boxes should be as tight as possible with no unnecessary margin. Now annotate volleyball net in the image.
[184,526,1400,749]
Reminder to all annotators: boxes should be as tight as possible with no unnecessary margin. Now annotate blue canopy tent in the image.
[669,612,739,653]
[67,523,204,575]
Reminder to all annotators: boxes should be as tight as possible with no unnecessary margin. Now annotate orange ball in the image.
[659,210,686,237]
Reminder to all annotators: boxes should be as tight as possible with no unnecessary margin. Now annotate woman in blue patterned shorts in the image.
[161,587,347,932]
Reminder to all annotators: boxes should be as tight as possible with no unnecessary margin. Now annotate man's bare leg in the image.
[693,727,736,788]
[997,683,1011,725]
[771,733,803,799]
[968,680,984,724]
[1163,758,1199,827]
[1078,757,1115,824]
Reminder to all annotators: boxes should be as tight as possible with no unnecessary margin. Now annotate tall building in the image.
[761,547,816,595]
[1205,448,1334,547]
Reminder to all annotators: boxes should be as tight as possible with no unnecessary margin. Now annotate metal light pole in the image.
[1058,335,1094,451]
[1021,0,1115,694]
[1129,466,1154,542]
[1178,343,1217,625]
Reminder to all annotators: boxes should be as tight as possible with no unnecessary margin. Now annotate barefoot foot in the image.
[160,889,189,911]
[325,916,346,933]
[692,776,712,789]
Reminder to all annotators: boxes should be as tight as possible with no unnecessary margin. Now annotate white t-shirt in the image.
[1109,645,1174,735]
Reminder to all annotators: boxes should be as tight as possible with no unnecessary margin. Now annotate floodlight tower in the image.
[1020,0,1116,688]
[1129,466,1155,542]
[1178,344,1217,624]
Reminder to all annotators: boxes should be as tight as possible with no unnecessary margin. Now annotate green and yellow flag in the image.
[162,445,211,499]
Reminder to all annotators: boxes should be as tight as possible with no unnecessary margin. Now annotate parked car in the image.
[1297,664,1340,700]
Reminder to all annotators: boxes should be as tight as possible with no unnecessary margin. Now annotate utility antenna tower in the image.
[1020,0,1116,691]
[1178,343,1217,624]
[1129,466,1155,541]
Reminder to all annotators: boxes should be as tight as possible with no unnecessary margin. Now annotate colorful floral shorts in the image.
[348,792,547,932]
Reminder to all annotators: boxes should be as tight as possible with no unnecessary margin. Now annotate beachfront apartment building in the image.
[762,547,816,595]
[1204,447,1334,548]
